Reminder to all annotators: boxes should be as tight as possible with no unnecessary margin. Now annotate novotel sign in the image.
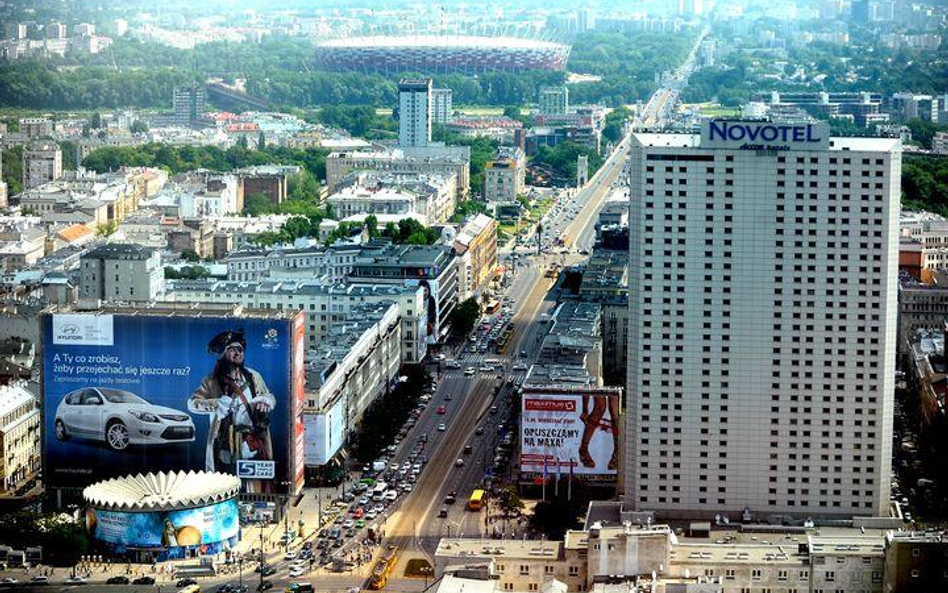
[701,120,830,151]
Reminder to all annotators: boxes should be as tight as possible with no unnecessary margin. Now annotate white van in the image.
[383,490,398,502]
[372,482,389,501]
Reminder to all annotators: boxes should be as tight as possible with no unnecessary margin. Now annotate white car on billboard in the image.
[54,387,195,451]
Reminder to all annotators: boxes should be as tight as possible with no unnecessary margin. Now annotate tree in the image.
[129,119,148,134]
[242,192,274,216]
[282,215,312,241]
[529,497,579,540]
[180,249,201,262]
[95,221,117,236]
[364,214,379,238]
[257,131,266,150]
[90,111,102,129]
[164,265,211,279]
[498,485,524,517]
[451,297,481,337]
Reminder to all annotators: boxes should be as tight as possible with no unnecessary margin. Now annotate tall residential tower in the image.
[625,120,900,519]
[399,77,433,147]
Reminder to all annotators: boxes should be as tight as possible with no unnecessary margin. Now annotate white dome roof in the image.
[83,470,241,512]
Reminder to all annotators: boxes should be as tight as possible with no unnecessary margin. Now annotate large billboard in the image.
[42,312,301,494]
[304,393,347,466]
[86,498,239,558]
[520,388,621,477]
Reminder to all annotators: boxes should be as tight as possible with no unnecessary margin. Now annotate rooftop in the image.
[436,538,563,560]
[82,243,156,260]
[82,470,241,511]
[0,382,37,417]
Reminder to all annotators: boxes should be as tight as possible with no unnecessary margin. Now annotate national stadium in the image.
[314,35,571,74]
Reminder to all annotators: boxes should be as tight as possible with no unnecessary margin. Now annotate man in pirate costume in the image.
[189,330,275,493]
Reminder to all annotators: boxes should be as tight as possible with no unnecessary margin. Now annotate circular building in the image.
[315,35,571,74]
[83,470,241,562]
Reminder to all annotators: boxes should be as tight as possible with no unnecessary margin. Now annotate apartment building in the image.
[79,243,163,302]
[0,383,40,494]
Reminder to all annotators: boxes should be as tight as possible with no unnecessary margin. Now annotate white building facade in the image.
[625,121,901,518]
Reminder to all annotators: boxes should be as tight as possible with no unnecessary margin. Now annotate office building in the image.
[0,383,40,494]
[172,85,207,127]
[540,86,569,116]
[21,142,62,190]
[349,243,458,344]
[399,77,432,148]
[431,88,454,124]
[484,147,526,203]
[164,279,427,364]
[626,120,900,518]
[79,243,163,302]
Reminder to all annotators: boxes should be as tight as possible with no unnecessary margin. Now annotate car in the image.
[342,519,354,529]
[435,353,446,361]
[455,458,465,467]
[374,503,386,513]
[438,423,446,431]
[54,387,195,451]
[353,507,364,519]
[177,578,199,587]
[355,518,366,528]
[401,483,414,492]
[438,508,449,517]
[490,406,498,415]
[444,393,452,401]
[29,576,49,585]
[437,405,446,415]
[285,551,298,560]
[0,578,17,586]
[63,576,86,585]
[444,493,456,504]
[365,509,377,520]
[106,576,129,585]
[475,426,484,436]
[512,362,528,371]
[447,360,462,369]
[479,365,493,372]
[132,576,155,585]
[256,581,274,592]
[289,568,306,578]
[216,585,235,593]
[384,490,398,501]
[464,367,476,375]
[463,444,473,454]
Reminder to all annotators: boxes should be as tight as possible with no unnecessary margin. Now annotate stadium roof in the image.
[83,470,241,511]
[319,35,567,50]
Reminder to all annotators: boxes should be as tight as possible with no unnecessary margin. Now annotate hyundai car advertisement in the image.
[86,498,240,558]
[43,312,301,493]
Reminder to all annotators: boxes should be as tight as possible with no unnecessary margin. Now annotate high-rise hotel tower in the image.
[625,120,900,518]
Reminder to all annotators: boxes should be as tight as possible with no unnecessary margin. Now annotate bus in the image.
[468,489,485,511]
[369,545,399,590]
[485,299,502,315]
